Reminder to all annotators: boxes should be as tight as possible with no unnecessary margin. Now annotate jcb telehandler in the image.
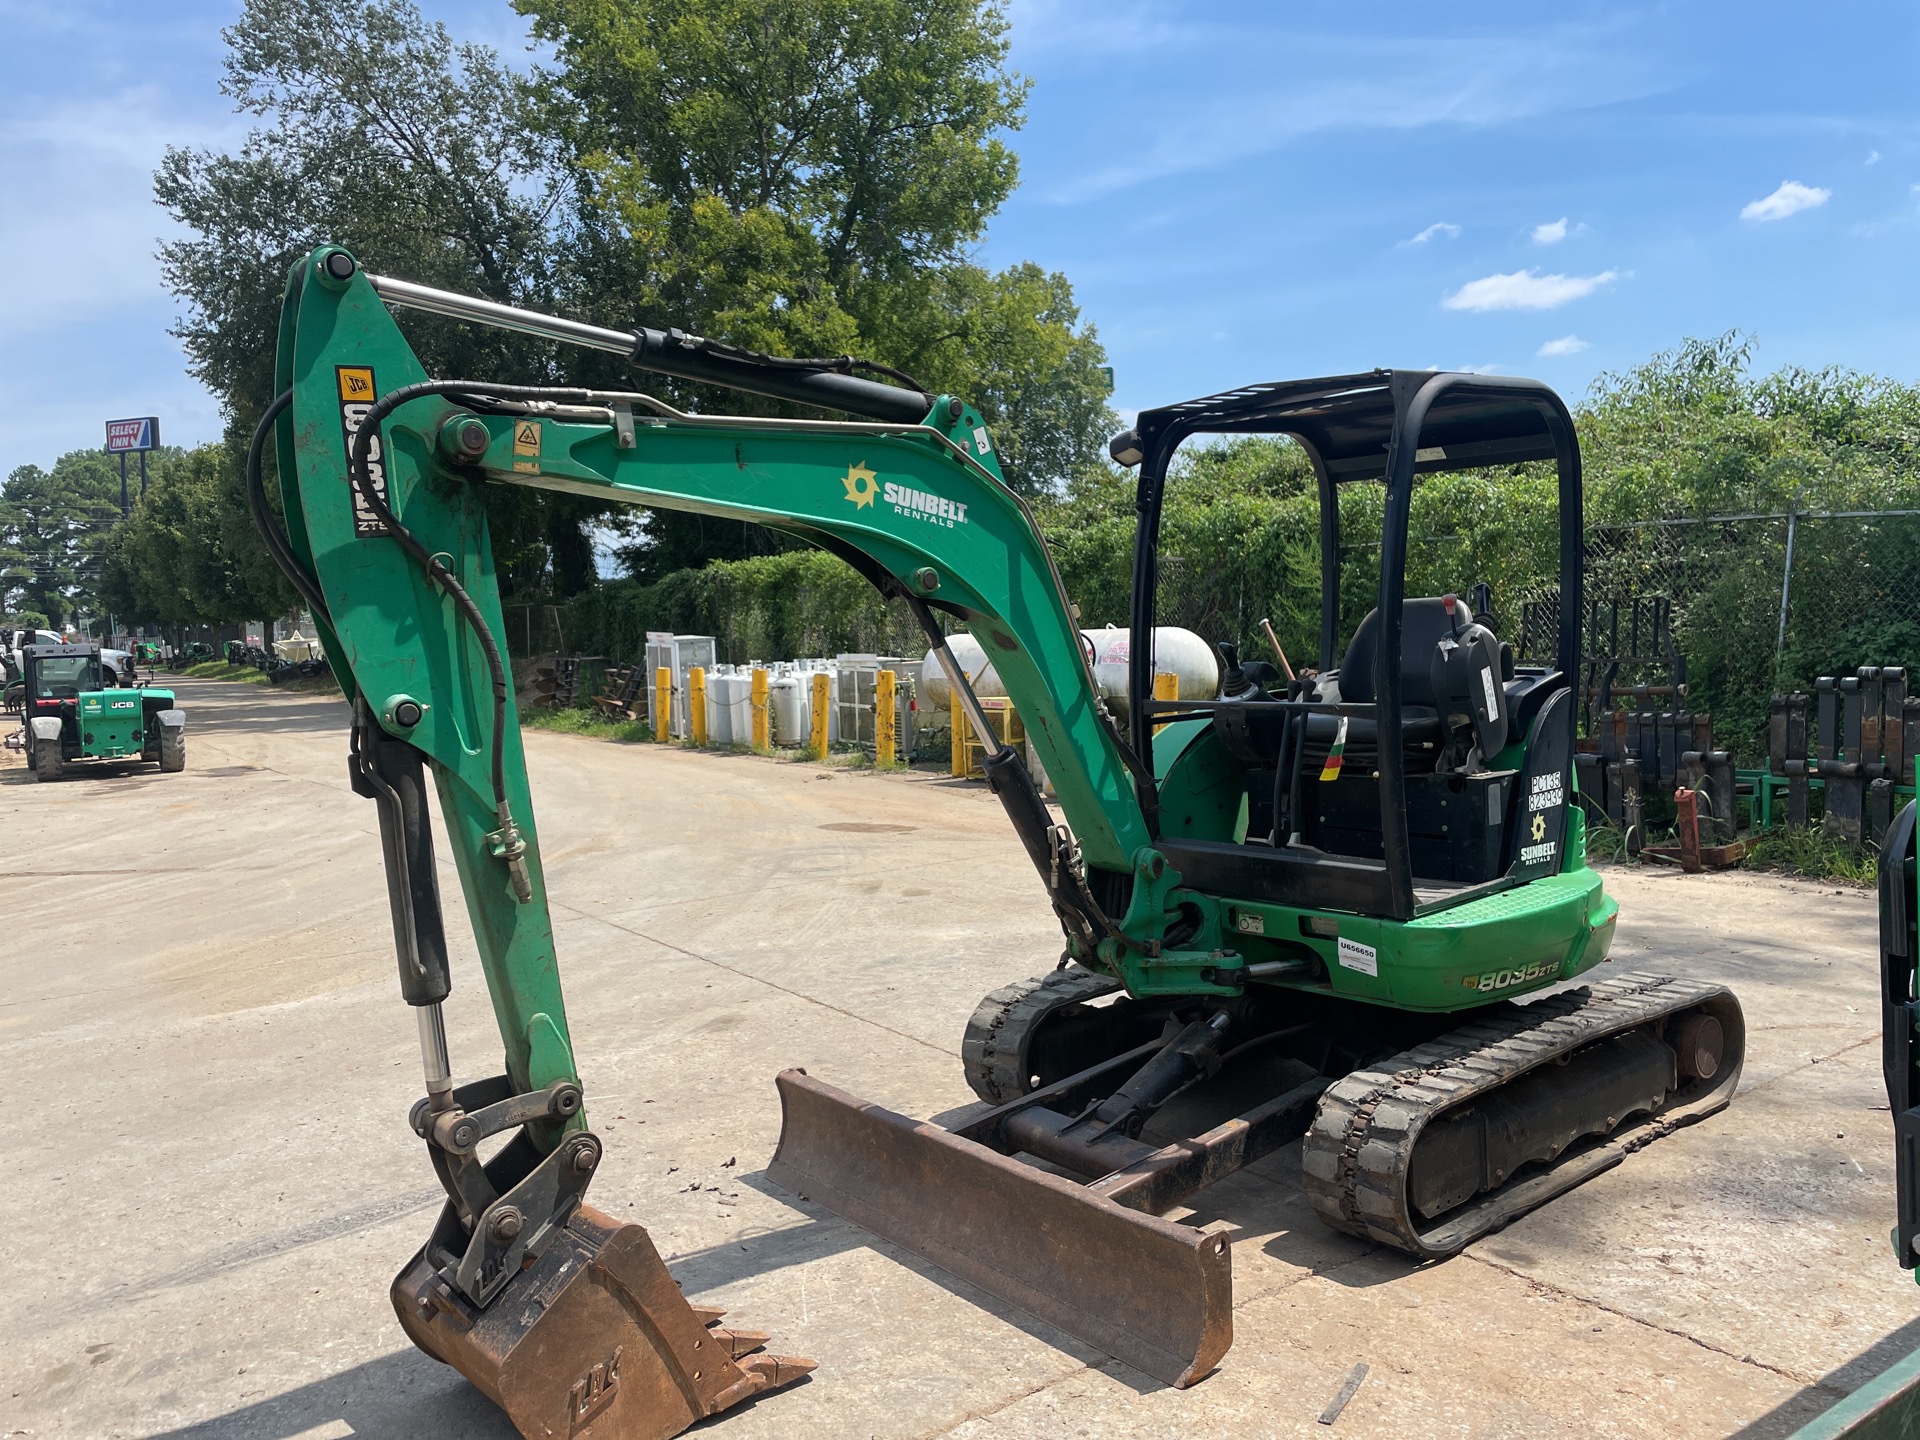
[20,642,185,780]
[259,246,1744,1437]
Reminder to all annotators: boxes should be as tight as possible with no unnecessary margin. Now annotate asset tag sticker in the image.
[513,420,542,473]
[1337,936,1378,977]
[336,365,388,537]
[1234,910,1266,936]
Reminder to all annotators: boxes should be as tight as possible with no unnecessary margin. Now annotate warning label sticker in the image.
[336,365,387,536]
[513,419,542,473]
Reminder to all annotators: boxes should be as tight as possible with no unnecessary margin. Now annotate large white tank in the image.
[768,675,804,745]
[920,626,1218,718]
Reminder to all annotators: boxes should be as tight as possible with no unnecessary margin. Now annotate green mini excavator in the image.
[262,246,1744,1437]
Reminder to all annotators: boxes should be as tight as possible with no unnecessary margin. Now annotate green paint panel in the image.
[275,250,572,1109]
[77,689,147,758]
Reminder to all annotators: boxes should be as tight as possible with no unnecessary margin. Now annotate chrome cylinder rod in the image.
[370,274,636,354]
[366,271,929,423]
[417,1002,454,1103]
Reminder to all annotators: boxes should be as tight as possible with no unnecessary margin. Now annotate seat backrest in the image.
[1340,598,1455,705]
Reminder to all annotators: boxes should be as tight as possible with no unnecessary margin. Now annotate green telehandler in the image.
[20,642,185,780]
[259,245,1744,1438]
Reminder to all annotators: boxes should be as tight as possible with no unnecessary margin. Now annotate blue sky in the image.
[3,0,1916,470]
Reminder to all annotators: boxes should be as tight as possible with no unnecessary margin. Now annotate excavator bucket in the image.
[767,1069,1234,1388]
[394,1203,814,1440]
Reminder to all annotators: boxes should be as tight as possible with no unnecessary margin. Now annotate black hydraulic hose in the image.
[345,377,661,824]
[245,389,331,625]
[345,379,527,816]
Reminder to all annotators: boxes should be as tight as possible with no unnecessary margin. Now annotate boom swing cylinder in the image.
[263,245,1744,1424]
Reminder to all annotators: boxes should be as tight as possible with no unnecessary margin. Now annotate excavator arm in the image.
[262,245,1227,1435]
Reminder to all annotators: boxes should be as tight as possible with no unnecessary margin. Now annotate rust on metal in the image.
[393,1202,813,1439]
[767,1067,1233,1388]
[1645,786,1747,872]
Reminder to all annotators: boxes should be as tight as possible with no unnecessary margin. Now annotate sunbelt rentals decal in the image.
[842,462,968,529]
[1517,769,1564,866]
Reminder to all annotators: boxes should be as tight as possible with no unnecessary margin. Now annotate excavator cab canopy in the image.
[1109,370,1584,922]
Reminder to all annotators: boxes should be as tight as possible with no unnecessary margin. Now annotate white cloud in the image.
[1042,26,1682,203]
[1740,180,1831,222]
[1404,221,1462,245]
[1532,217,1570,245]
[1867,150,1882,165]
[1537,335,1591,357]
[1442,269,1620,312]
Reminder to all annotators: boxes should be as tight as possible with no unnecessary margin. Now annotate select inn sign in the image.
[105,417,161,453]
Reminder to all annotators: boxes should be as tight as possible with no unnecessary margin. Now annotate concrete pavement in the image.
[0,675,1910,1439]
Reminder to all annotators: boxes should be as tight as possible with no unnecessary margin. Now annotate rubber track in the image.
[1301,971,1740,1261]
[961,968,1122,1104]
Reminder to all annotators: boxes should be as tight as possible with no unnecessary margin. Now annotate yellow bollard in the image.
[750,667,769,752]
[876,669,896,768]
[1153,670,1179,735]
[688,666,708,746]
[810,672,830,761]
[653,666,672,742]
[950,688,966,776]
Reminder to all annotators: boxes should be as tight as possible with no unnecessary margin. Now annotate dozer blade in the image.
[767,1068,1232,1388]
[394,1203,814,1440]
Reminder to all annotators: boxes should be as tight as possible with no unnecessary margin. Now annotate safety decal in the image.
[513,420,542,474]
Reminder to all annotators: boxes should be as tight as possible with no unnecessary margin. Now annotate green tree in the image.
[155,0,606,599]
[523,0,1114,529]
[0,452,126,629]
[158,0,1115,605]
[97,444,294,631]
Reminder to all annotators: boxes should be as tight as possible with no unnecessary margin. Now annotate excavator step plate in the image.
[394,1202,813,1440]
[767,1068,1232,1388]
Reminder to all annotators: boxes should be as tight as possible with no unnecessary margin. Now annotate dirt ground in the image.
[1,676,1911,1439]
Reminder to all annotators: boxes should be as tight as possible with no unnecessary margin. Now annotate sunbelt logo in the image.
[841,462,968,529]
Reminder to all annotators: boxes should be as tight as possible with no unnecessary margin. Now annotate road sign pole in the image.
[120,453,128,518]
[139,451,148,500]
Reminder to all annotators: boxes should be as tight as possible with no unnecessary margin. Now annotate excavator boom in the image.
[265,245,1210,1432]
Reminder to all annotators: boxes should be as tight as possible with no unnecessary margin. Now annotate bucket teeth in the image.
[742,1353,819,1389]
[691,1304,727,1325]
[709,1325,773,1360]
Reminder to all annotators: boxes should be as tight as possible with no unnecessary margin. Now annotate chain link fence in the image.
[1562,509,1920,757]
[1146,485,1920,763]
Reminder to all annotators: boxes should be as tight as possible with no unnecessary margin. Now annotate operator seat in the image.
[1337,595,1510,764]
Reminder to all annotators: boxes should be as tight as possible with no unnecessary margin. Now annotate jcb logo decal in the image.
[336,365,388,537]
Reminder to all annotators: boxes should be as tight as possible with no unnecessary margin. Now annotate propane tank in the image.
[921,626,1218,719]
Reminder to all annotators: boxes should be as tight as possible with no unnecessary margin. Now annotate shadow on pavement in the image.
[139,1345,515,1440]
[1728,1315,1920,1439]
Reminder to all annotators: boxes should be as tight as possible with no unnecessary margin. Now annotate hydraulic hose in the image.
[344,377,667,900]
[245,389,331,625]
